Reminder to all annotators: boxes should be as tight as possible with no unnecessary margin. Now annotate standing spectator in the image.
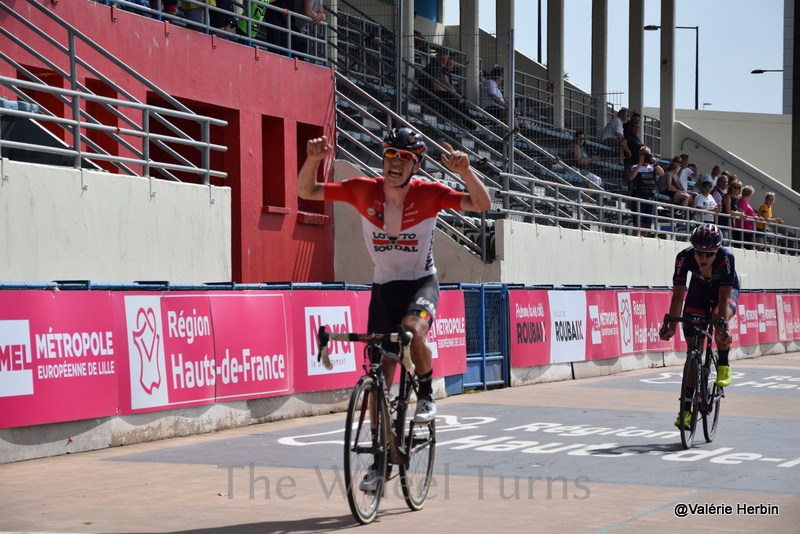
[420,52,471,128]
[694,165,722,194]
[693,180,720,222]
[678,154,698,199]
[622,119,643,178]
[628,145,664,236]
[600,108,631,162]
[568,131,603,188]
[711,174,728,205]
[756,192,784,251]
[661,162,692,208]
[723,180,744,244]
[291,0,325,57]
[737,185,761,249]
[623,111,641,135]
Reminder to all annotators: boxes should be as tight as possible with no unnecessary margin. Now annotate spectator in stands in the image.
[693,180,721,222]
[623,111,641,136]
[628,145,664,236]
[678,154,698,200]
[150,0,178,16]
[420,52,472,129]
[290,0,325,57]
[722,179,744,244]
[737,184,761,249]
[756,192,784,251]
[621,119,643,176]
[264,0,292,54]
[695,165,722,194]
[600,108,631,162]
[480,67,514,124]
[711,174,728,205]
[661,162,692,208]
[568,131,602,188]
[181,1,235,32]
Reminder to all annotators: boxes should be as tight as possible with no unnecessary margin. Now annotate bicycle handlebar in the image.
[661,314,729,340]
[316,326,415,373]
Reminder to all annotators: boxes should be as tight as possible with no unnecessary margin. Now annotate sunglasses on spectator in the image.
[703,184,713,189]
[383,148,417,162]
[693,248,717,258]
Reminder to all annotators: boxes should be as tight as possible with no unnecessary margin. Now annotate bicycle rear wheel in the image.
[344,376,386,525]
[399,383,436,511]
[678,352,700,449]
[703,352,722,443]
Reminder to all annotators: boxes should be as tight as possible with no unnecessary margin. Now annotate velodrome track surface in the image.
[2,352,799,534]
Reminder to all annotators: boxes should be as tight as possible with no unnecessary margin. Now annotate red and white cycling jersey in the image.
[324,177,465,284]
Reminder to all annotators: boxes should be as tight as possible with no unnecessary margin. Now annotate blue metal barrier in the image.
[448,283,509,392]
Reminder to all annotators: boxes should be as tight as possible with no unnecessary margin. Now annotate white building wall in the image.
[0,158,232,284]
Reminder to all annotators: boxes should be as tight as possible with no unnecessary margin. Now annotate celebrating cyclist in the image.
[660,223,739,427]
[298,127,491,423]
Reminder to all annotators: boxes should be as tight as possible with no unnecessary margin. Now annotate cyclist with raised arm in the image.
[298,127,491,426]
[660,223,740,427]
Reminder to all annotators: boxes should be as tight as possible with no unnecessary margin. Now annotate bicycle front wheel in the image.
[703,353,722,443]
[679,352,701,449]
[344,376,386,525]
[399,389,436,511]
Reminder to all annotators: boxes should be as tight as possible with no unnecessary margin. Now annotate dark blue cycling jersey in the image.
[672,246,739,289]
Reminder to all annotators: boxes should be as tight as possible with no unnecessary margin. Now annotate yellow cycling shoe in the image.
[716,365,732,387]
[674,411,692,428]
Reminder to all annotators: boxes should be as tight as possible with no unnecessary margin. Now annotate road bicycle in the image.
[317,326,436,524]
[661,315,728,449]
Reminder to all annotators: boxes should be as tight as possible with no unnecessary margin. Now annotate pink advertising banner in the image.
[0,291,119,428]
[508,290,550,367]
[427,290,468,378]
[644,291,677,352]
[736,292,762,347]
[617,291,650,355]
[585,290,622,360]
[776,293,800,342]
[755,293,779,344]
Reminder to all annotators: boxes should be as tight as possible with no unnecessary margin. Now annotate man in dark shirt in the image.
[627,145,664,236]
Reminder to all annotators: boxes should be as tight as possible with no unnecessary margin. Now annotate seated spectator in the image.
[660,162,692,208]
[600,107,631,162]
[756,192,784,251]
[628,145,664,236]
[480,67,514,123]
[693,180,720,222]
[568,131,602,188]
[420,52,472,128]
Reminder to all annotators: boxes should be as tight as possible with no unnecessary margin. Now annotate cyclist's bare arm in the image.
[297,136,333,201]
[440,142,491,212]
[660,285,686,341]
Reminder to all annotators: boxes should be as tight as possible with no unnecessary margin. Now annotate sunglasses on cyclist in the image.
[383,148,418,162]
[693,248,718,258]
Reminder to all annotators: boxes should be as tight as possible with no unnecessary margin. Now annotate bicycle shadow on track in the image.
[117,509,412,534]
[586,441,691,457]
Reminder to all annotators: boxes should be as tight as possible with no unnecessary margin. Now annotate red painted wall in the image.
[2,0,337,283]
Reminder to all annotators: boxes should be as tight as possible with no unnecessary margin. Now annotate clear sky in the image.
[442,0,786,114]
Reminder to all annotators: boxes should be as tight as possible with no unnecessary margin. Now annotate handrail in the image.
[0,0,228,183]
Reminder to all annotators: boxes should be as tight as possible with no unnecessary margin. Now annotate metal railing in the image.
[1,0,228,183]
[0,78,227,182]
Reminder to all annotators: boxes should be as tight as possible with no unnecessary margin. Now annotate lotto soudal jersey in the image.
[672,246,740,289]
[324,177,465,284]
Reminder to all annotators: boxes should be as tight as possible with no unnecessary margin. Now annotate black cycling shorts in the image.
[367,274,439,339]
[681,282,740,338]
